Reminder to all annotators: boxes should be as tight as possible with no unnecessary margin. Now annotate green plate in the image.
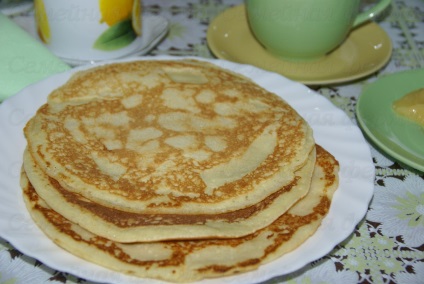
[356,68,424,172]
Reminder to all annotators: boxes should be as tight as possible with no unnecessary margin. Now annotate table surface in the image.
[1,0,423,283]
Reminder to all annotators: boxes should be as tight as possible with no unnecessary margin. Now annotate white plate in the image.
[0,56,374,284]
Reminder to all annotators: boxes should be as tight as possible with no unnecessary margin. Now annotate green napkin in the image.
[0,13,70,101]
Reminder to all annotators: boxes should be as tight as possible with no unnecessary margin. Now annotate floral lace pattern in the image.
[1,0,423,283]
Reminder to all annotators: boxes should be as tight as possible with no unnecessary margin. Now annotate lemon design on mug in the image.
[94,0,142,51]
[100,0,132,26]
[34,0,50,44]
[132,0,142,36]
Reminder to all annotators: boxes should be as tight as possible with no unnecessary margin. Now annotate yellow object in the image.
[99,0,134,26]
[34,0,50,44]
[132,0,142,36]
[393,88,424,126]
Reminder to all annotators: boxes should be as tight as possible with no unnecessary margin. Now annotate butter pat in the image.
[392,88,424,126]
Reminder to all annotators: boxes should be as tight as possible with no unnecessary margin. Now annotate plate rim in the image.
[356,68,424,172]
[0,55,375,284]
[206,4,392,85]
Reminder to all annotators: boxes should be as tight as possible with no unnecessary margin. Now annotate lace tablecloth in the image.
[1,0,423,283]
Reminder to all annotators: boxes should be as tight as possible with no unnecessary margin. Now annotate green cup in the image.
[245,0,391,61]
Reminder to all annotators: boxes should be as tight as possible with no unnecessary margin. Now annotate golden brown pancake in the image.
[22,145,339,283]
[24,60,315,215]
[23,147,315,242]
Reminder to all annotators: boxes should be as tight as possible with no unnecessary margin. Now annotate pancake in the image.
[24,60,315,215]
[21,145,339,283]
[23,147,315,242]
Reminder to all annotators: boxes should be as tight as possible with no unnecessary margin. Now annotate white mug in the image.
[34,0,142,62]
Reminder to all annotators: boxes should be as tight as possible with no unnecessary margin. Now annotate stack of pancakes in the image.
[21,59,339,282]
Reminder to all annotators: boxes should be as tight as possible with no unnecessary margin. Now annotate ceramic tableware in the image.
[34,0,142,61]
[207,5,392,85]
[245,0,391,61]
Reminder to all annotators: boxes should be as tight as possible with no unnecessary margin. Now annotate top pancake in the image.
[24,60,315,214]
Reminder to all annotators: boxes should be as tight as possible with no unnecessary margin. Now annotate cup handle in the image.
[352,0,391,28]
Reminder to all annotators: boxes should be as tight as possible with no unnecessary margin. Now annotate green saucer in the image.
[356,68,424,172]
